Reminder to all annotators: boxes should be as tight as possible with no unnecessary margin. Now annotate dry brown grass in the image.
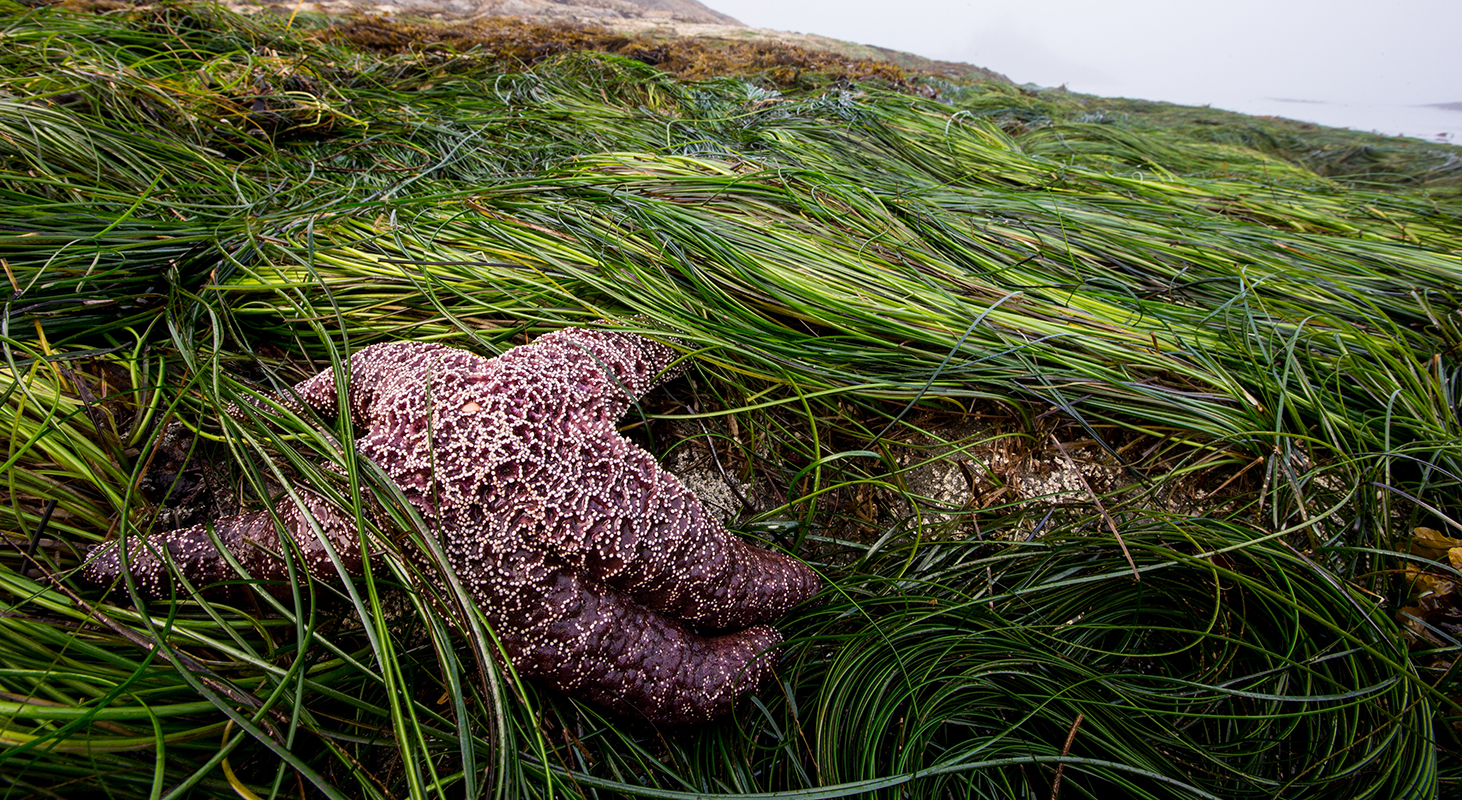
[323,15,919,89]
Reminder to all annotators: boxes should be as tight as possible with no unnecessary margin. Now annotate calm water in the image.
[1076,79,1462,145]
[1206,96,1460,144]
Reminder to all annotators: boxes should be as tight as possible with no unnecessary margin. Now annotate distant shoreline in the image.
[1426,101,1462,113]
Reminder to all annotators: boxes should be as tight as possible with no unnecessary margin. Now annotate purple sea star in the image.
[86,327,822,724]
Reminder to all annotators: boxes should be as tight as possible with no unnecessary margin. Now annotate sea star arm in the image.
[98,341,478,600]
[276,341,490,428]
[546,432,822,630]
[472,327,821,629]
[455,524,784,724]
[84,487,364,600]
[84,345,452,601]
[535,592,782,725]
[513,326,684,422]
[279,327,675,435]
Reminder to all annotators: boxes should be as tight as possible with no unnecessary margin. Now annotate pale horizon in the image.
[706,0,1461,142]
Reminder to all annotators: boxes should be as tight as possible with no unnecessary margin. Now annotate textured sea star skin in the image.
[86,328,822,724]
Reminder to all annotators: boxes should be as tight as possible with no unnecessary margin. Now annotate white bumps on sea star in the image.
[86,327,822,724]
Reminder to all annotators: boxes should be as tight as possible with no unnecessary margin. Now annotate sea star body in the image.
[86,327,822,724]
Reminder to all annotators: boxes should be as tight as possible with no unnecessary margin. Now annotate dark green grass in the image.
[1,4,1459,798]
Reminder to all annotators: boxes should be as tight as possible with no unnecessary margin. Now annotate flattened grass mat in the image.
[1,3,1458,797]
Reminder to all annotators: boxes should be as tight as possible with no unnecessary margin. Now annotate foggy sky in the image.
[709,0,1459,108]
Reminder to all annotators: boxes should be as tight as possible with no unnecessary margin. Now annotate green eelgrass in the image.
[1,345,1444,799]
[1,3,1459,798]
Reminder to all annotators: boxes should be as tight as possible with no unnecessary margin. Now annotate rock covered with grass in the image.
[85,327,821,724]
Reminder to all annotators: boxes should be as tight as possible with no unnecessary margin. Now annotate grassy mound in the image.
[1,3,1459,798]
